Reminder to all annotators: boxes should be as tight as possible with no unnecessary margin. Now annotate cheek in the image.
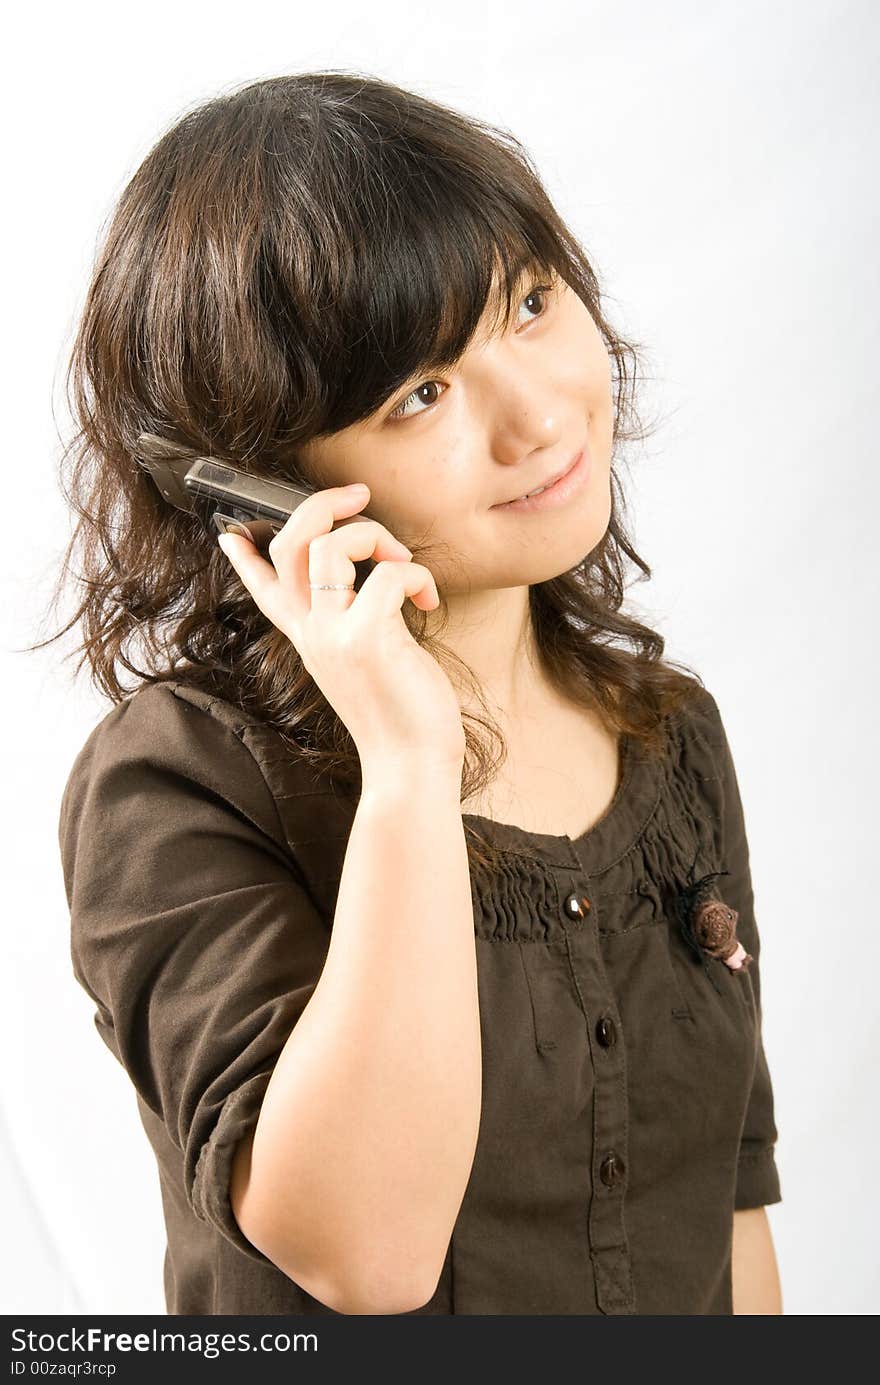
[584,336,613,399]
[554,340,612,422]
[584,364,615,453]
[416,454,476,516]
[567,303,613,401]
[384,474,470,546]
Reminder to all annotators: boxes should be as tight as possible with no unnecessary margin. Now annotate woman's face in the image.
[295,268,614,594]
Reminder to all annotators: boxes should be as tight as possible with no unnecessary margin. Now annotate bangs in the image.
[378,241,558,394]
[258,110,565,436]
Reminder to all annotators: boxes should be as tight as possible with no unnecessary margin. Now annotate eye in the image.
[515,282,553,327]
[387,380,446,423]
[386,279,555,422]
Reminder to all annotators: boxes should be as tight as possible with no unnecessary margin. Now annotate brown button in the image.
[596,1015,617,1047]
[599,1152,625,1188]
[564,893,591,920]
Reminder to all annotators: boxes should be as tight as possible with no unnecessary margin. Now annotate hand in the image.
[217,483,467,775]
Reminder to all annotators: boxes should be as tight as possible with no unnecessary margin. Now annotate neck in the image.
[425,584,551,726]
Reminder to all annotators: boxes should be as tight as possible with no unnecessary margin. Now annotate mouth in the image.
[490,446,590,513]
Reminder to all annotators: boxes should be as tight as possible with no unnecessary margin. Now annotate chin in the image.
[536,491,614,582]
[495,527,610,587]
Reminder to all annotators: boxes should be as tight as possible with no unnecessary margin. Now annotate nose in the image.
[475,355,563,465]
[489,403,562,468]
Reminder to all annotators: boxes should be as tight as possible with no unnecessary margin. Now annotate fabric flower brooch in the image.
[675,868,754,977]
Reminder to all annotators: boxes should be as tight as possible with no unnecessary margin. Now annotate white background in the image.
[3,0,877,1316]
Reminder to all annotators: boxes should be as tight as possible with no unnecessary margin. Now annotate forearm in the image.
[239,767,481,1313]
[731,1207,783,1314]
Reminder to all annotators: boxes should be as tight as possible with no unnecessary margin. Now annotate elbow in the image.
[298,1244,443,1315]
[258,1232,441,1315]
[330,1269,441,1316]
[257,1238,440,1315]
[236,1215,441,1315]
[230,1130,443,1314]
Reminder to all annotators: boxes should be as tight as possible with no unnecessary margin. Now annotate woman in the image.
[50,70,782,1315]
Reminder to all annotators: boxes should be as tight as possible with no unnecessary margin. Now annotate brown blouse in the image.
[58,678,782,1315]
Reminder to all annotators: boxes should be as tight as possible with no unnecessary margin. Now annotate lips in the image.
[493,450,583,507]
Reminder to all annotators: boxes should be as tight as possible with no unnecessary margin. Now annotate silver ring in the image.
[309,582,355,591]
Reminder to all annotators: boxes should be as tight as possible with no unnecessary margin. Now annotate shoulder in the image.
[656,680,744,823]
[58,680,290,855]
[663,679,729,760]
[60,681,250,802]
[658,678,755,857]
[66,680,262,762]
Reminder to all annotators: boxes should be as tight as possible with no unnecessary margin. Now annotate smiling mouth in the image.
[493,450,583,506]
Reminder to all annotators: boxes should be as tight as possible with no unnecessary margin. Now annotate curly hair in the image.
[30,69,705,875]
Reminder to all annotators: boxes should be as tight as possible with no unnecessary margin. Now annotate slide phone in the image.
[134,432,318,556]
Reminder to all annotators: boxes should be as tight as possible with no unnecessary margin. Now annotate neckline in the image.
[461,731,664,874]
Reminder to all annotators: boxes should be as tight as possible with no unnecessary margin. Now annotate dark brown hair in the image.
[30,69,705,874]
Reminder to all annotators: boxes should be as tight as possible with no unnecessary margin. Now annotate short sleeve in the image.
[701,690,783,1211]
[58,683,333,1262]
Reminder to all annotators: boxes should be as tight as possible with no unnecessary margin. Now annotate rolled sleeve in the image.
[734,1029,782,1209]
[59,683,332,1262]
[702,690,783,1211]
[735,1141,782,1211]
[190,1067,279,1257]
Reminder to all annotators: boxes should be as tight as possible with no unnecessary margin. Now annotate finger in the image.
[266,485,380,621]
[305,519,416,615]
[219,484,371,624]
[349,558,441,623]
[216,530,284,624]
[305,519,412,589]
[275,525,413,624]
[268,482,373,559]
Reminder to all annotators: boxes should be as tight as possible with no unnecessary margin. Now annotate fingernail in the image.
[217,534,232,554]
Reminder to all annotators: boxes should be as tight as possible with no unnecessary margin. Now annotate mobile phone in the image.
[135,432,328,557]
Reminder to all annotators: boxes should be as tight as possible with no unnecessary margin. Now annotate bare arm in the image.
[731,1207,783,1314]
[230,765,481,1315]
